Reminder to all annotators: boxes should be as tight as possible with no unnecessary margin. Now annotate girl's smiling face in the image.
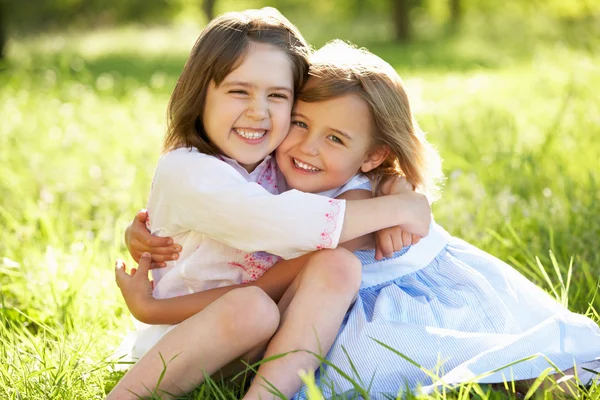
[203,41,294,172]
[276,92,388,193]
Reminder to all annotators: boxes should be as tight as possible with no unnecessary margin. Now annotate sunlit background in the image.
[1,0,599,398]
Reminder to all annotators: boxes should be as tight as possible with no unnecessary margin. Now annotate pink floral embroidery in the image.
[229,251,281,282]
[318,199,341,249]
[257,160,278,194]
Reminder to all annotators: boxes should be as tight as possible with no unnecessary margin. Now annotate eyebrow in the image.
[330,128,353,141]
[291,111,353,141]
[222,81,293,95]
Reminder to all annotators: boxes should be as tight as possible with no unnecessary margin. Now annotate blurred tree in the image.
[202,0,217,20]
[0,1,5,60]
[391,0,417,42]
[5,0,180,34]
[449,0,461,29]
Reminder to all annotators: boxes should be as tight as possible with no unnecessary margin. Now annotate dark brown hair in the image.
[298,40,444,200]
[163,8,310,154]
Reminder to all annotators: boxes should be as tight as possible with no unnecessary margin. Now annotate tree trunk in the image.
[202,0,216,21]
[449,0,461,30]
[0,1,5,60]
[391,0,411,42]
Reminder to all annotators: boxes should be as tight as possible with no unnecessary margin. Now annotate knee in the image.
[304,248,362,295]
[217,287,280,341]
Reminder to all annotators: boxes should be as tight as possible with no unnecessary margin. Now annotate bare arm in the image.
[339,190,430,243]
[116,253,311,325]
[335,189,376,252]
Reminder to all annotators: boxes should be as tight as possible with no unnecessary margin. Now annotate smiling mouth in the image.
[234,128,267,140]
[293,158,320,172]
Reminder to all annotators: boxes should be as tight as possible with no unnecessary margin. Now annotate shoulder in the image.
[156,148,244,181]
[320,174,372,198]
[157,147,222,171]
[341,174,372,193]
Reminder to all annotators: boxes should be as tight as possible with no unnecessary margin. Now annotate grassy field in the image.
[1,14,599,399]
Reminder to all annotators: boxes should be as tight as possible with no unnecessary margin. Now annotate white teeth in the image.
[235,129,266,139]
[293,159,320,172]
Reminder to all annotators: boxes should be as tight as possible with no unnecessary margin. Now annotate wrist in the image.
[132,296,159,324]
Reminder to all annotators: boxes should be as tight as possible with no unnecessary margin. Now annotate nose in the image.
[298,134,319,157]
[246,97,269,121]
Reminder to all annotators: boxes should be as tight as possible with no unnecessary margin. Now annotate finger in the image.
[375,246,383,261]
[150,261,167,269]
[402,230,412,247]
[383,233,397,258]
[136,252,152,276]
[115,260,129,287]
[151,254,178,263]
[378,232,394,259]
[375,235,383,261]
[147,245,180,256]
[412,234,421,245]
[388,233,401,257]
[135,209,148,223]
[147,235,174,247]
[131,268,137,276]
[130,238,150,253]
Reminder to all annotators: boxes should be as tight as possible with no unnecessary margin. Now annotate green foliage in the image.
[0,11,599,400]
[4,0,181,33]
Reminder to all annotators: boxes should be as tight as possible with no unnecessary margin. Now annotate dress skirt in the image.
[294,223,600,399]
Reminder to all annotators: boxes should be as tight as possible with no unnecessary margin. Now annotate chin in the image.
[289,179,327,194]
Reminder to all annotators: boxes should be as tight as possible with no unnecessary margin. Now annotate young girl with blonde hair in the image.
[109,9,431,400]
[127,39,600,399]
[278,40,600,399]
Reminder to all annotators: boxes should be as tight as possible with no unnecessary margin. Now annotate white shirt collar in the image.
[217,154,275,182]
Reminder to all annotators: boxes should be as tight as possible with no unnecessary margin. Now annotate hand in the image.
[124,209,181,268]
[379,175,414,196]
[374,176,421,259]
[375,226,421,260]
[115,253,155,323]
[396,191,431,238]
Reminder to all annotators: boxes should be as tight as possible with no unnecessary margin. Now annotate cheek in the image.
[273,102,292,122]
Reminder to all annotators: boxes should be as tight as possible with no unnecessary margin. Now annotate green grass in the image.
[1,14,599,399]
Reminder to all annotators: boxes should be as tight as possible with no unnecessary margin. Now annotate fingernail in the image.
[167,239,173,245]
[171,254,179,260]
[142,252,151,258]
[173,245,181,252]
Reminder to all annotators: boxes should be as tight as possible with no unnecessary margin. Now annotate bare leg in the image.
[243,248,362,400]
[107,286,280,400]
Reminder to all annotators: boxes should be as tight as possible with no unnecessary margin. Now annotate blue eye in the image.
[292,120,308,129]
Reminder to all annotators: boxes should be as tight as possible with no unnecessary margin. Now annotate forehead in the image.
[223,41,294,87]
[295,94,373,132]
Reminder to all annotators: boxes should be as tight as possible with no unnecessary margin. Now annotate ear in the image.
[360,145,389,173]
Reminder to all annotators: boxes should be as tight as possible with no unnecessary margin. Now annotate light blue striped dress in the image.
[294,175,600,399]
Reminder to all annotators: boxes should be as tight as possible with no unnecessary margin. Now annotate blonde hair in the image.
[163,8,310,154]
[298,40,444,201]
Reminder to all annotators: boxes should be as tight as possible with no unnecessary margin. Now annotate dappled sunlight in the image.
[1,3,599,398]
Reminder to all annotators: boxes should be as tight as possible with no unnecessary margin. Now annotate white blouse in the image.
[146,147,346,299]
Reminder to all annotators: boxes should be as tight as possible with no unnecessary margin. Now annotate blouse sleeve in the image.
[147,149,346,259]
